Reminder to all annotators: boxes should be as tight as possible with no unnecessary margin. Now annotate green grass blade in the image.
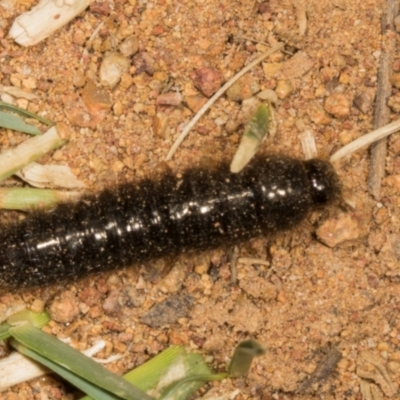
[10,339,126,400]
[0,323,12,341]
[228,339,266,378]
[0,101,54,126]
[0,110,43,135]
[0,310,50,340]
[9,324,153,400]
[7,310,50,328]
[123,346,185,390]
[0,188,79,210]
[230,103,272,173]
[160,373,228,400]
[81,346,186,400]
[159,353,214,400]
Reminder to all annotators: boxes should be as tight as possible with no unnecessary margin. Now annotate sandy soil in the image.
[1,0,400,399]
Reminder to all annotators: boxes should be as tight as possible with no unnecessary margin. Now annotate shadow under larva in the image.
[0,154,341,289]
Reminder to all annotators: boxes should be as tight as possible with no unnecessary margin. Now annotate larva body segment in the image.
[0,155,340,289]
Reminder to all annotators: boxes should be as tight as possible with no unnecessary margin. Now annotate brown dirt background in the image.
[1,0,400,399]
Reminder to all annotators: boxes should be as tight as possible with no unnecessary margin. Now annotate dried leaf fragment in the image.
[16,162,86,189]
[357,351,398,397]
[9,0,91,47]
[298,346,342,393]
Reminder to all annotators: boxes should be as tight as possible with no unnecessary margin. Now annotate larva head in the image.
[303,159,341,206]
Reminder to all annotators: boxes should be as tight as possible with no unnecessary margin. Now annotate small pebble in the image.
[316,213,361,247]
[156,92,182,106]
[30,299,45,313]
[141,295,194,327]
[82,80,112,114]
[100,52,130,88]
[152,112,169,137]
[257,89,279,103]
[275,80,293,99]
[102,289,121,315]
[119,35,139,58]
[132,52,155,76]
[191,66,224,97]
[391,72,400,88]
[49,291,80,323]
[73,71,86,87]
[73,29,86,46]
[353,90,375,114]
[324,93,351,118]
[388,93,400,113]
[185,95,207,112]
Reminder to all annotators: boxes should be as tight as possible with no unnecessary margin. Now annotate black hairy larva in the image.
[0,155,340,289]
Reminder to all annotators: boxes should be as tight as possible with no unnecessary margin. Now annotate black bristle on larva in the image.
[0,155,341,289]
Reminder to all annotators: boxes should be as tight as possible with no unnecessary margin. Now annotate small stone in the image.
[132,52,155,76]
[257,89,279,103]
[113,100,123,116]
[141,295,194,327]
[262,62,283,77]
[338,130,358,145]
[118,285,145,308]
[152,25,165,36]
[388,93,400,113]
[393,58,400,72]
[119,72,133,90]
[30,299,45,313]
[119,35,139,58]
[103,289,121,315]
[100,52,130,88]
[191,66,224,97]
[339,72,350,84]
[81,81,112,114]
[73,29,86,46]
[134,153,147,169]
[315,84,326,97]
[22,77,36,90]
[73,71,86,87]
[10,75,21,88]
[275,80,293,99]
[324,93,351,118]
[112,160,125,173]
[316,212,362,247]
[258,2,270,14]
[377,342,389,351]
[159,264,186,294]
[16,98,28,109]
[122,156,135,170]
[391,72,400,88]
[353,90,375,114]
[156,92,182,106]
[90,1,111,15]
[185,95,207,112]
[49,291,80,323]
[153,112,169,137]
[78,287,102,306]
